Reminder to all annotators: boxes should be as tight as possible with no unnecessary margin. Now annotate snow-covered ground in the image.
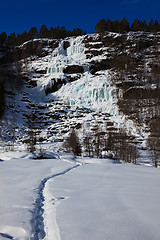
[0,148,160,240]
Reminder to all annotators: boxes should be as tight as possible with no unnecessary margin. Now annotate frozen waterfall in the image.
[47,37,84,75]
[46,37,118,116]
[55,73,118,115]
[68,84,116,115]
[67,38,84,56]
[53,41,67,57]
[47,58,69,74]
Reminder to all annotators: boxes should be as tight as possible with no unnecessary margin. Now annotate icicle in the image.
[67,38,84,56]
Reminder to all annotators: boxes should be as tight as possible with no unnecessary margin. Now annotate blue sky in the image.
[0,0,160,35]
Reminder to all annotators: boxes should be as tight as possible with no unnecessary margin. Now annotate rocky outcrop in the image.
[123,87,160,99]
[63,41,70,50]
[45,78,67,95]
[63,65,84,74]
[85,49,103,57]
[67,74,81,82]
[90,59,111,74]
[0,39,59,64]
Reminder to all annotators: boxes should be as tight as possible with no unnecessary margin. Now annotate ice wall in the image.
[55,73,118,115]
[47,58,69,74]
[53,41,67,57]
[46,37,118,116]
[47,37,84,75]
[67,38,84,56]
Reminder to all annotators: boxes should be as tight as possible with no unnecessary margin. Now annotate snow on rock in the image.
[1,33,151,146]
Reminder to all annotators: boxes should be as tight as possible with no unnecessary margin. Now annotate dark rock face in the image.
[0,39,59,64]
[35,69,46,75]
[45,72,81,95]
[0,46,9,60]
[63,41,70,50]
[45,78,66,95]
[116,81,143,91]
[85,49,103,56]
[90,59,111,74]
[63,65,84,74]
[123,88,160,99]
[67,74,81,82]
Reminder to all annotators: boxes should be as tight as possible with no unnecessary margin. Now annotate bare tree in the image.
[25,112,37,153]
[64,129,81,156]
[83,134,93,157]
[147,137,160,167]
[147,118,160,167]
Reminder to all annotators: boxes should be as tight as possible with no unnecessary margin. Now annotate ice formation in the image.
[54,72,118,115]
[47,57,69,74]
[67,37,84,56]
[45,36,118,115]
[47,37,84,75]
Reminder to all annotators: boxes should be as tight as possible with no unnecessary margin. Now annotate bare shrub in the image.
[147,117,160,167]
[64,129,81,156]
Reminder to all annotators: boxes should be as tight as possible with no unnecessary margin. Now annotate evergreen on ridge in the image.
[0,18,160,48]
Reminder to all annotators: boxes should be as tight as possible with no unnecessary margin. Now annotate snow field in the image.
[0,150,160,240]
[0,151,74,239]
[47,158,160,240]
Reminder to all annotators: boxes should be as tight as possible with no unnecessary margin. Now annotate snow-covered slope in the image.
[0,31,160,155]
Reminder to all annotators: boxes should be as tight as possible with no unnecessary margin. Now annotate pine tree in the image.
[21,31,28,43]
[0,32,7,46]
[106,19,112,32]
[140,20,147,31]
[131,19,141,31]
[59,26,67,38]
[52,25,61,39]
[153,20,160,32]
[95,19,106,33]
[72,28,83,36]
[120,17,130,33]
[39,25,50,38]
[28,27,38,40]
[16,31,28,46]
[112,20,120,33]
[49,27,54,38]
[7,32,16,46]
[147,19,154,32]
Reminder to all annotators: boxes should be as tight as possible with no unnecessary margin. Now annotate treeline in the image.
[0,25,85,47]
[95,18,160,33]
[64,127,139,165]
